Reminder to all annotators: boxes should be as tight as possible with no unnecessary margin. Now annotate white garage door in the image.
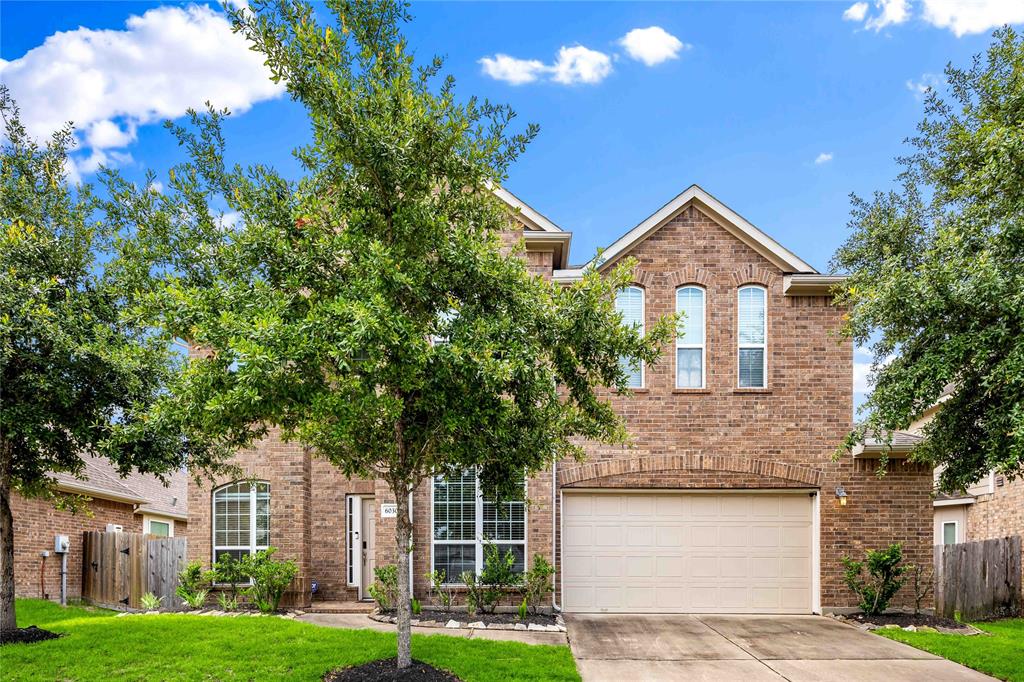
[562,492,813,614]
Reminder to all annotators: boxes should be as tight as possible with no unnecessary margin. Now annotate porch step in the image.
[307,601,376,614]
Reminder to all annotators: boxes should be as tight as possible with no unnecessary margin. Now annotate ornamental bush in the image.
[368,564,399,612]
[241,548,298,614]
[842,543,908,615]
[175,560,213,609]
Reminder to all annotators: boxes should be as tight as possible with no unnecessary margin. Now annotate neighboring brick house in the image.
[188,184,933,613]
[907,386,1024,550]
[11,456,187,601]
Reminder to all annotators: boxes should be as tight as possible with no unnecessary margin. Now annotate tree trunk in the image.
[0,472,17,633]
[394,488,413,669]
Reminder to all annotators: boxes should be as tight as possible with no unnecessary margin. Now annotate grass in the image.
[876,618,1024,682]
[3,599,579,681]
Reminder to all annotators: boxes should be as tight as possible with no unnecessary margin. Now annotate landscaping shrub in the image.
[411,598,422,616]
[140,593,163,611]
[368,564,399,611]
[175,560,213,610]
[216,592,239,612]
[241,548,298,614]
[479,543,521,613]
[459,571,483,618]
[425,569,453,612]
[520,554,554,615]
[842,543,908,615]
[213,552,247,604]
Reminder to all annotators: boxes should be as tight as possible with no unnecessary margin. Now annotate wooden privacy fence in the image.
[934,535,1022,621]
[82,531,188,611]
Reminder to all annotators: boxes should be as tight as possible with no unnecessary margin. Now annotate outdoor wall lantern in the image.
[835,485,848,506]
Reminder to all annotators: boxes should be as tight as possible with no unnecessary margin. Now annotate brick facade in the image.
[184,193,933,612]
[12,494,141,600]
[966,478,1023,543]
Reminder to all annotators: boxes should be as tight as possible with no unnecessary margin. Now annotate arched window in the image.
[213,481,270,563]
[676,286,706,388]
[737,285,767,388]
[615,286,645,388]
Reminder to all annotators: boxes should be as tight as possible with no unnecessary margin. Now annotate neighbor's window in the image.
[615,286,645,388]
[737,285,767,388]
[676,286,706,388]
[146,519,171,537]
[432,471,525,583]
[942,521,957,545]
[213,481,270,562]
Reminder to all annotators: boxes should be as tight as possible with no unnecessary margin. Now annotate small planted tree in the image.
[117,0,672,668]
[241,548,298,613]
[842,543,908,616]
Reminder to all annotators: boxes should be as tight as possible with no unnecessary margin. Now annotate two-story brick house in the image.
[188,184,933,614]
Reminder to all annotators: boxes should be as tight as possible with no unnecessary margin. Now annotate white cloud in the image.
[906,73,941,99]
[845,0,910,31]
[479,44,612,86]
[0,4,284,175]
[478,54,548,86]
[921,0,1024,37]
[843,2,870,22]
[814,152,834,165]
[618,26,689,66]
[550,46,613,85]
[866,0,910,30]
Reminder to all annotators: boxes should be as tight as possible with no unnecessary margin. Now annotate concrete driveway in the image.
[565,614,995,681]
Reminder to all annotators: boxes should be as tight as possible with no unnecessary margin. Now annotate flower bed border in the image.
[368,612,566,633]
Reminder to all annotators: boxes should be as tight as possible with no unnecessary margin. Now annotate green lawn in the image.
[3,599,579,681]
[876,618,1024,682]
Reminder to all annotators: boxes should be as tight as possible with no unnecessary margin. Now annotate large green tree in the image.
[833,27,1024,492]
[113,0,670,669]
[0,89,224,633]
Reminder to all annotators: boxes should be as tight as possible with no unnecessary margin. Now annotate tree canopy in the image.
[111,0,671,667]
[0,87,222,633]
[833,27,1024,492]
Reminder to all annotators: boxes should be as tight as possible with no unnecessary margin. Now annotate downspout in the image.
[551,460,561,612]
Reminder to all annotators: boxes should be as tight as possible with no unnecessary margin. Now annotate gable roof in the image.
[54,456,188,520]
[582,184,818,275]
[493,186,564,233]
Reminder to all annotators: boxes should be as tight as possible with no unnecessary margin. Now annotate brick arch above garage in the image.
[558,454,824,488]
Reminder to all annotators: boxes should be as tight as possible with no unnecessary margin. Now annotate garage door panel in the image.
[562,492,813,614]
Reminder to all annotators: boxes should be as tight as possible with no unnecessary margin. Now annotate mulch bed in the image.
[324,658,461,682]
[0,626,62,646]
[847,612,965,629]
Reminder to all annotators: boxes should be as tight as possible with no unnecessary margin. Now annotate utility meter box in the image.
[54,535,70,553]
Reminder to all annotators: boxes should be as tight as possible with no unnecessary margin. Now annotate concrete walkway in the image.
[297,613,568,646]
[565,614,996,681]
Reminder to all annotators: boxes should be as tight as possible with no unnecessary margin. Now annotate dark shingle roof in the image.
[54,456,188,519]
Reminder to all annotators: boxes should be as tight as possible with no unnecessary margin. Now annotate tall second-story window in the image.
[615,286,645,388]
[737,285,767,388]
[676,286,706,388]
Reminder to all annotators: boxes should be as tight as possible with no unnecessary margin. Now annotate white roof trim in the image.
[493,186,563,233]
[585,185,817,274]
[934,497,975,507]
[552,268,584,284]
[784,274,847,296]
[56,480,148,505]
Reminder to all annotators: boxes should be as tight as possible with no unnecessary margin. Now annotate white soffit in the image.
[586,185,818,274]
[493,186,564,233]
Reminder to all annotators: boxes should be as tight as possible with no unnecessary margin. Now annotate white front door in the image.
[562,491,814,614]
[359,497,376,600]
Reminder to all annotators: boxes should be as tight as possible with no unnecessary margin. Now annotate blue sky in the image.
[3,0,1022,409]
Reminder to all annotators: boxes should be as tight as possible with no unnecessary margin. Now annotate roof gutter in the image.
[56,481,148,505]
[783,274,848,297]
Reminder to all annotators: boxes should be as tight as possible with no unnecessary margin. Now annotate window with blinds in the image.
[676,286,705,388]
[737,286,767,388]
[615,286,645,388]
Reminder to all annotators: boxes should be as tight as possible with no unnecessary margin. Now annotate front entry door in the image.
[359,498,376,600]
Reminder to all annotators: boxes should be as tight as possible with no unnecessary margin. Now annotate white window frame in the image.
[430,472,527,585]
[616,286,645,389]
[675,285,706,389]
[211,481,270,564]
[942,520,959,545]
[737,285,768,388]
[143,515,174,537]
[346,495,360,587]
